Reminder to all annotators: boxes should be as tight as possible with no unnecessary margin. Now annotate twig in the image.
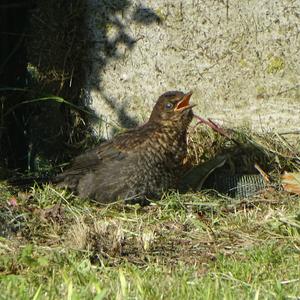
[254,163,270,183]
[226,0,229,22]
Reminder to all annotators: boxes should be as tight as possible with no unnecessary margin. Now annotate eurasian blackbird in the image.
[55,91,195,203]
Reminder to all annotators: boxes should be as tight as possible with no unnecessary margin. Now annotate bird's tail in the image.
[7,174,53,189]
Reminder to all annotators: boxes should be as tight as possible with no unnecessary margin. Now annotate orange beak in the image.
[174,92,195,112]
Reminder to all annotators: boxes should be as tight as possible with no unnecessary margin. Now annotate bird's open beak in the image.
[174,92,196,112]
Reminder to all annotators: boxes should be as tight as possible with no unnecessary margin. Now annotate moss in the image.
[267,56,285,74]
[239,59,248,68]
[155,8,166,21]
[256,86,266,95]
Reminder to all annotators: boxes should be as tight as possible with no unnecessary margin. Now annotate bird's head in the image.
[149,91,195,128]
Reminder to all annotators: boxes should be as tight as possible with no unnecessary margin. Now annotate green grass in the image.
[0,183,299,300]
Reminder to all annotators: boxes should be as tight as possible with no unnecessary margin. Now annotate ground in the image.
[0,182,299,299]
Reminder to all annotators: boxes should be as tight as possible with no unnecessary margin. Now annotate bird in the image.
[55,91,195,204]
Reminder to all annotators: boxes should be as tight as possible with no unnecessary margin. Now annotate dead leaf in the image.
[281,172,300,195]
[33,203,65,223]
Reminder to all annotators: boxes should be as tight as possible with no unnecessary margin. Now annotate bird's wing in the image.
[56,141,123,178]
[57,124,154,178]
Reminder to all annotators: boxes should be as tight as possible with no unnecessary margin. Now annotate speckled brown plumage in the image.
[55,91,195,203]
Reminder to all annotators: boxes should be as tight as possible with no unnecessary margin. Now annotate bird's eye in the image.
[165,103,173,110]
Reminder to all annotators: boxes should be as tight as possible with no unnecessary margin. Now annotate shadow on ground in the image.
[0,0,161,173]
